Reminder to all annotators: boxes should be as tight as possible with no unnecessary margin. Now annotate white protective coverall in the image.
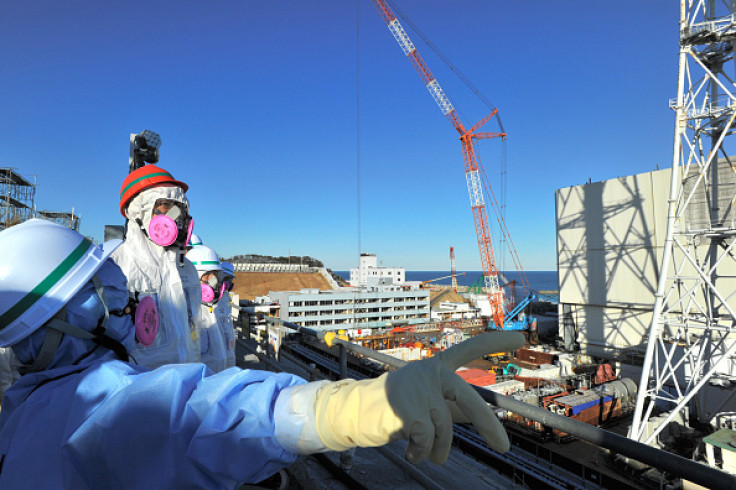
[111,186,201,368]
[215,292,237,369]
[197,303,227,373]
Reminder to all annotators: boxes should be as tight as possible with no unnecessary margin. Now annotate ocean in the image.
[333,270,559,302]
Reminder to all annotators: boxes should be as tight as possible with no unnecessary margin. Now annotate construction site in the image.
[4,1,736,489]
[0,167,80,232]
[215,2,734,487]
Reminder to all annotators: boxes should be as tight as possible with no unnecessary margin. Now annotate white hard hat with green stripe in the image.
[188,233,203,247]
[187,245,221,275]
[0,219,120,347]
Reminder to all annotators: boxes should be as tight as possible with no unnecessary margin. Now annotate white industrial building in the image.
[555,166,736,359]
[556,165,736,425]
[269,285,430,331]
[556,168,668,359]
[349,253,405,287]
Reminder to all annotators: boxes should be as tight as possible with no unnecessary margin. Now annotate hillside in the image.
[224,254,347,287]
[232,271,332,300]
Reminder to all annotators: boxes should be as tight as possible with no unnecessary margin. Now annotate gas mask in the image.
[200,272,223,304]
[147,199,193,248]
[220,276,234,298]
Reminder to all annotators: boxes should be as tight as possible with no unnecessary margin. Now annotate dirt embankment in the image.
[232,272,332,300]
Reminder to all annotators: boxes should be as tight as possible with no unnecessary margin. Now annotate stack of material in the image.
[516,348,558,366]
[519,363,560,380]
[486,380,525,396]
[380,347,425,362]
[455,368,496,388]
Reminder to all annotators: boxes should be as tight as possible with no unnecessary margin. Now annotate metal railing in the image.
[263,317,736,490]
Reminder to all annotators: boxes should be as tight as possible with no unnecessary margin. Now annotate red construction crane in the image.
[370,0,506,327]
[450,246,458,292]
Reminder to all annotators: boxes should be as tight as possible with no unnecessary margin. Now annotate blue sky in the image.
[1,1,675,271]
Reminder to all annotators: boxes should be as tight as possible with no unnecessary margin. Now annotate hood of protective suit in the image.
[126,185,189,230]
[128,185,190,245]
[11,260,134,371]
[117,186,191,292]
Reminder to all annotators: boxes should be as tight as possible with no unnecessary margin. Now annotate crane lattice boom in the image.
[370,0,506,327]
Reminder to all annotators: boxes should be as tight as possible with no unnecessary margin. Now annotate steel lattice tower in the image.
[631,1,736,444]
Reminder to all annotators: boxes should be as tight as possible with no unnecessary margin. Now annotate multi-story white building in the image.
[349,253,405,287]
[269,285,430,331]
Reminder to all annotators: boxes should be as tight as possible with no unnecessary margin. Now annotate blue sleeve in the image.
[65,362,307,488]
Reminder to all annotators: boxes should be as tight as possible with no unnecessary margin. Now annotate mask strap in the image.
[90,325,130,362]
[44,316,130,363]
[18,310,68,374]
[46,317,96,340]
[21,278,130,372]
[91,275,109,329]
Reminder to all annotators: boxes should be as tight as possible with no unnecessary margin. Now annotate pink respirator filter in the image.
[148,215,179,247]
[135,296,159,347]
[201,283,215,303]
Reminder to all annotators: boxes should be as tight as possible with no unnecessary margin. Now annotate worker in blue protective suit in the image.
[0,219,524,489]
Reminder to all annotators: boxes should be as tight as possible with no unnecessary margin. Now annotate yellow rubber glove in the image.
[314,331,525,464]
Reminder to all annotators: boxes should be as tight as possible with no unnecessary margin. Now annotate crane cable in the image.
[386,0,505,134]
[356,0,362,258]
[388,0,513,282]
[476,147,530,295]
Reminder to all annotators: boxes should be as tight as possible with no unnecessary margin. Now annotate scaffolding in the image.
[0,167,35,230]
[37,210,80,232]
[0,167,81,232]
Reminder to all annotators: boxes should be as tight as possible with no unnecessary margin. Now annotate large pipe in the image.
[267,319,736,490]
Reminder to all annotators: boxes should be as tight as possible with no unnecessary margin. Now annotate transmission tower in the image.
[631,1,736,444]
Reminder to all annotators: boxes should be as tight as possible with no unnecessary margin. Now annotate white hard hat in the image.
[188,233,203,247]
[0,219,121,347]
[187,245,222,276]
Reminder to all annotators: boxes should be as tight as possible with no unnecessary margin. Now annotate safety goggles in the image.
[202,272,221,289]
[152,199,188,222]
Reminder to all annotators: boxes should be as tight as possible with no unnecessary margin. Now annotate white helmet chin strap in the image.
[19,275,127,374]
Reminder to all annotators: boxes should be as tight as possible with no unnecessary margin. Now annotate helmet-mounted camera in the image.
[129,130,162,173]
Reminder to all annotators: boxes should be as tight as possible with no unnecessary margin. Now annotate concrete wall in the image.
[557,166,736,360]
[556,169,670,357]
[556,166,736,425]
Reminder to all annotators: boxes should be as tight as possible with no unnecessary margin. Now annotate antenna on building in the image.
[450,246,458,292]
